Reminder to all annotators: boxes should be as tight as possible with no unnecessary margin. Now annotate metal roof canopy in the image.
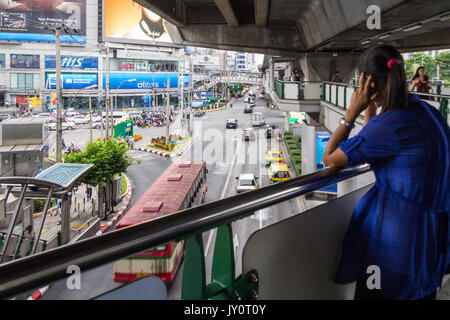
[0,144,44,154]
[0,164,93,261]
[0,163,94,199]
[34,163,93,190]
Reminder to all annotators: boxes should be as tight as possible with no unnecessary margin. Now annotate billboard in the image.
[0,1,86,43]
[46,73,98,89]
[316,132,337,193]
[103,0,172,44]
[102,73,190,90]
[10,54,40,69]
[45,56,98,70]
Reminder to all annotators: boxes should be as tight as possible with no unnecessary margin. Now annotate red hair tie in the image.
[387,58,400,69]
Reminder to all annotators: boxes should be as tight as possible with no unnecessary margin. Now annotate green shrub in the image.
[291,155,301,163]
[34,199,45,213]
[290,149,301,157]
[284,131,292,137]
[287,144,297,151]
[295,165,302,176]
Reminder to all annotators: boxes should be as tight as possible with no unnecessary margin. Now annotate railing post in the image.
[209,224,235,299]
[343,85,347,110]
[329,84,332,103]
[336,85,339,107]
[182,235,206,299]
[439,98,449,122]
[281,82,285,99]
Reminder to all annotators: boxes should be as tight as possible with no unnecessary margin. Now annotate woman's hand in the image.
[345,73,379,122]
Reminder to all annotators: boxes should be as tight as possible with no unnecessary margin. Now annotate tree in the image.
[64,139,135,218]
[404,52,437,81]
[435,52,450,86]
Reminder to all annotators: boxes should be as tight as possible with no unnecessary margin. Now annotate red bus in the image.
[114,159,208,283]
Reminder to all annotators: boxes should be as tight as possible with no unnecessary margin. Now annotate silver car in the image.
[236,174,259,193]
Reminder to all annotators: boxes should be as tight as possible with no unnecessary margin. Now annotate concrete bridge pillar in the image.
[299,53,360,83]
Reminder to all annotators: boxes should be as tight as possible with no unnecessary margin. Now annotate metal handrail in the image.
[0,164,371,299]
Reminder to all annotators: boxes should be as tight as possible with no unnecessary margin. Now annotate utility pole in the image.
[89,96,93,142]
[55,27,62,163]
[166,78,170,144]
[105,44,110,139]
[180,68,184,137]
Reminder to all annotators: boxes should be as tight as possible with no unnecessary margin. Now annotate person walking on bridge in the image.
[332,71,343,83]
[322,45,449,300]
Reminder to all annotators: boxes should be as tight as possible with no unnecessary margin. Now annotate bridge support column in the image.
[300,124,316,175]
[284,111,290,132]
[299,53,360,83]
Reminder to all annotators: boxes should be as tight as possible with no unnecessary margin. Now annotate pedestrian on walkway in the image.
[332,71,343,83]
[86,185,92,200]
[323,45,450,300]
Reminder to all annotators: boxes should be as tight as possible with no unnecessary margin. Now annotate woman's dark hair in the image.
[358,45,409,112]
[412,66,429,82]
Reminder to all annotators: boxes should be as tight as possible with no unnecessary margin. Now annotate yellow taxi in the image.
[266,150,283,163]
[268,163,291,184]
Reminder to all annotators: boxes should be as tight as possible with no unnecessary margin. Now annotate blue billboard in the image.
[46,73,98,90]
[102,73,190,90]
[0,1,86,43]
[316,132,337,193]
[45,56,98,70]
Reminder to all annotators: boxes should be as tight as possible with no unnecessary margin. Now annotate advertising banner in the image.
[102,73,189,90]
[103,0,172,44]
[45,56,98,70]
[0,0,86,43]
[10,54,40,69]
[316,132,337,193]
[46,73,98,89]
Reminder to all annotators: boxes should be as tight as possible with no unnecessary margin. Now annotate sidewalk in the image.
[35,178,131,244]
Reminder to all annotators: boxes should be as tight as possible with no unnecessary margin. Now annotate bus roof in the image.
[116,160,206,229]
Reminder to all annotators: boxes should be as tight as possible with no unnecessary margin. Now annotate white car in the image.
[48,119,76,130]
[243,128,256,141]
[69,115,89,124]
[34,113,51,118]
[236,173,259,193]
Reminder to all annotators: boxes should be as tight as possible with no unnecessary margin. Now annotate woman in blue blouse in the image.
[322,45,449,300]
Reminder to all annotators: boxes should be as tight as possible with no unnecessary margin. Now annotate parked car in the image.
[235,173,259,193]
[33,112,51,118]
[69,115,89,124]
[0,114,10,122]
[48,118,75,130]
[226,119,238,129]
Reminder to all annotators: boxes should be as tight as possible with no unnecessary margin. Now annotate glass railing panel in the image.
[303,82,322,100]
[284,82,300,99]
[242,184,373,299]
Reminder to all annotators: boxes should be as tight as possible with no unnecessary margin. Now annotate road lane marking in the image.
[204,139,241,257]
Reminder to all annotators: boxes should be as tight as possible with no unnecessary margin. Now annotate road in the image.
[41,87,312,300]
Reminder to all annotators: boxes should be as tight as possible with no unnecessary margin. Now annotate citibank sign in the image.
[137,81,158,89]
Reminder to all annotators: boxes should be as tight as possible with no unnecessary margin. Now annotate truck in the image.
[251,112,266,127]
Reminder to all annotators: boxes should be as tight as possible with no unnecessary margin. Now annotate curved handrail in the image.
[0,164,371,299]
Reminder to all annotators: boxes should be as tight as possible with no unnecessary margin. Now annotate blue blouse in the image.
[335,94,450,300]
